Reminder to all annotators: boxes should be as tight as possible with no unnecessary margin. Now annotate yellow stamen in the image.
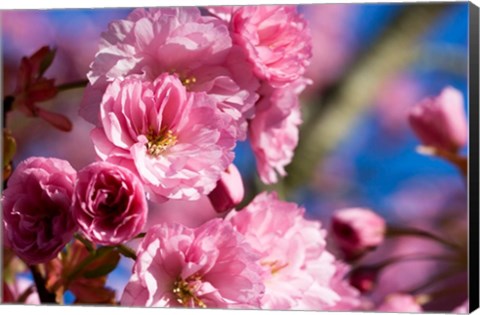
[181,75,197,86]
[146,127,177,157]
[261,260,289,275]
[172,277,207,308]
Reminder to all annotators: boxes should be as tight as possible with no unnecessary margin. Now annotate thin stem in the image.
[74,233,95,253]
[29,265,57,304]
[56,79,89,92]
[16,285,35,303]
[373,253,460,269]
[386,226,462,252]
[116,244,137,261]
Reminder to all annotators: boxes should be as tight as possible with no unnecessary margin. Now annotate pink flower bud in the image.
[208,164,244,213]
[72,161,148,246]
[331,208,386,260]
[408,86,468,152]
[2,157,77,265]
[348,266,379,293]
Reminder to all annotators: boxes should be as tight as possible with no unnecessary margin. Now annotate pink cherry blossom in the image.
[226,192,339,310]
[408,86,468,152]
[227,5,312,88]
[90,74,236,202]
[2,157,77,264]
[121,219,264,308]
[72,161,148,246]
[81,7,258,139]
[376,293,423,312]
[207,163,244,213]
[331,207,386,260]
[248,81,306,184]
[324,262,362,311]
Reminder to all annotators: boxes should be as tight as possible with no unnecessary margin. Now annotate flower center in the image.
[181,75,196,86]
[261,260,289,275]
[168,69,196,87]
[172,277,206,308]
[146,127,177,157]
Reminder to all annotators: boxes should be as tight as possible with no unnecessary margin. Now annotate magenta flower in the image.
[2,157,77,265]
[331,208,386,260]
[227,5,312,88]
[248,81,305,184]
[121,219,264,308]
[226,192,339,310]
[81,7,258,139]
[376,293,423,312]
[72,161,148,246]
[408,86,468,152]
[90,74,236,202]
[207,163,244,213]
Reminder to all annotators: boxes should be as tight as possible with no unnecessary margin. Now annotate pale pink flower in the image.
[207,163,244,213]
[145,197,222,231]
[324,262,362,311]
[2,157,77,264]
[72,161,148,246]
[90,74,236,202]
[227,5,312,88]
[248,81,306,184]
[376,293,423,312]
[226,192,339,310]
[331,208,386,260]
[408,86,468,152]
[121,219,264,308]
[82,7,258,139]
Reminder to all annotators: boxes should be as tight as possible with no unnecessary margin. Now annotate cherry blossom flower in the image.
[331,208,386,260]
[408,86,468,152]
[248,81,306,184]
[226,192,339,310]
[2,157,77,264]
[226,5,312,88]
[121,219,264,308]
[81,7,258,139]
[324,262,363,311]
[90,74,236,202]
[72,161,148,246]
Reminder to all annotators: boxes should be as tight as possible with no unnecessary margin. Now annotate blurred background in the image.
[1,2,470,310]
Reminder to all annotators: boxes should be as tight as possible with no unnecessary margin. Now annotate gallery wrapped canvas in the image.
[1,1,479,313]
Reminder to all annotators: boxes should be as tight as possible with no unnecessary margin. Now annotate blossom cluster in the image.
[1,5,470,313]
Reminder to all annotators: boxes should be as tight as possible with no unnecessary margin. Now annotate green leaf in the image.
[38,47,56,78]
[83,260,120,279]
[81,248,120,279]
